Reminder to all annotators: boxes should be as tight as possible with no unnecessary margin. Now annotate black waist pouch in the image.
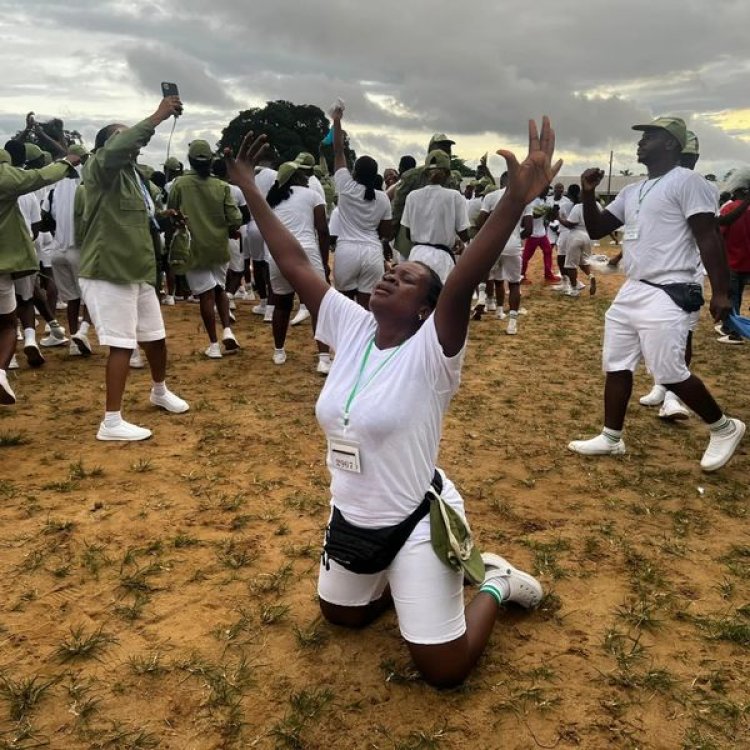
[323,471,442,574]
[640,280,705,313]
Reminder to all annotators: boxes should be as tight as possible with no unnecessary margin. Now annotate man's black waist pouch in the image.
[640,280,705,313]
[322,471,442,574]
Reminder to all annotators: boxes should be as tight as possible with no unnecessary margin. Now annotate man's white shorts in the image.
[227,238,244,274]
[269,246,325,296]
[409,245,455,284]
[603,279,698,384]
[186,264,228,296]
[333,239,384,294]
[489,253,522,283]
[318,472,466,645]
[51,247,82,303]
[0,274,16,315]
[13,274,36,301]
[564,234,592,268]
[80,278,165,349]
[244,222,267,262]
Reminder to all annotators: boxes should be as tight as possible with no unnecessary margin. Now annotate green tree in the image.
[218,100,355,168]
[450,156,475,177]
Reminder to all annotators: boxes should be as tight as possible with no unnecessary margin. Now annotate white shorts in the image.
[0,274,16,315]
[318,473,466,645]
[603,280,698,384]
[244,222,267,262]
[564,234,591,268]
[186,264,228,296]
[269,246,325,296]
[80,278,165,349]
[409,245,455,284]
[558,233,570,257]
[13,274,35,301]
[333,240,384,294]
[227,238,244,273]
[51,247,82,303]
[489,253,522,283]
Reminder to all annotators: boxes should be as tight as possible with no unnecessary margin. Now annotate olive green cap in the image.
[424,149,451,171]
[682,130,699,155]
[428,133,455,151]
[137,163,155,179]
[24,143,43,163]
[164,156,182,170]
[294,152,316,171]
[42,151,53,166]
[68,144,89,158]
[188,140,213,161]
[277,161,301,187]
[632,116,688,149]
[0,149,10,165]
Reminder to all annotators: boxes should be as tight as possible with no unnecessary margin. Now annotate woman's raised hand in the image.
[497,117,562,205]
[224,132,269,187]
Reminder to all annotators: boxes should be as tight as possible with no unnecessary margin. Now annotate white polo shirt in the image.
[401,184,469,247]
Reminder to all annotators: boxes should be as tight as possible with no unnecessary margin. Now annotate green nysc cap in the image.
[164,156,182,170]
[632,116,688,150]
[68,144,89,158]
[0,149,10,165]
[188,140,213,161]
[294,152,316,171]
[42,151,53,166]
[24,143,43,163]
[276,161,301,187]
[424,149,451,171]
[429,485,485,586]
[428,133,456,152]
[682,130,699,156]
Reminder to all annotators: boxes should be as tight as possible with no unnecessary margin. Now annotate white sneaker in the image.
[24,342,45,368]
[564,288,580,297]
[16,326,22,341]
[640,384,666,407]
[150,388,189,414]
[0,370,16,405]
[496,310,507,320]
[252,301,267,316]
[518,307,529,316]
[717,334,744,345]
[550,282,567,292]
[317,356,331,375]
[507,316,518,335]
[245,288,257,301]
[130,350,145,369]
[487,298,497,312]
[97,420,152,442]
[205,342,223,359]
[222,328,239,353]
[8,355,19,370]
[273,348,287,365]
[55,301,67,311]
[658,394,690,421]
[71,331,92,356]
[482,553,543,609]
[576,280,586,290]
[568,433,626,456]
[162,295,175,306]
[701,418,746,472]
[290,306,310,326]
[187,295,199,304]
[69,342,81,357]
[263,305,275,323]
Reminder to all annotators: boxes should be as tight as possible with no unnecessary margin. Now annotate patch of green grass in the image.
[56,625,116,661]
[0,673,57,720]
[0,431,29,447]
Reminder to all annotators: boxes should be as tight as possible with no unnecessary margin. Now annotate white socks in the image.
[152,381,167,396]
[104,411,122,428]
[602,427,622,443]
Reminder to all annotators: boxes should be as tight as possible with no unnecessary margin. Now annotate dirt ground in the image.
[0,248,747,750]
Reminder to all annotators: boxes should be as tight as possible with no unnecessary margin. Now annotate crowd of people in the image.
[0,97,747,687]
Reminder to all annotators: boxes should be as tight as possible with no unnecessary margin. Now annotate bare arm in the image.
[689,212,731,323]
[378,218,394,241]
[520,214,532,239]
[581,169,622,239]
[33,126,67,159]
[332,108,347,173]
[224,135,329,316]
[434,117,562,356]
[314,204,331,277]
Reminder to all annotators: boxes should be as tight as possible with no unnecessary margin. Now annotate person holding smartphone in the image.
[78,95,189,441]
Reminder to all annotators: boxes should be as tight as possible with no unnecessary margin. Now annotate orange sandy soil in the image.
[0,248,747,750]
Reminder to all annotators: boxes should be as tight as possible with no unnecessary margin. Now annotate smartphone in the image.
[161,81,179,98]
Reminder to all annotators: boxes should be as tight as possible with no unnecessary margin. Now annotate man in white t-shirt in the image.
[521,186,561,284]
[247,160,278,318]
[568,117,744,472]
[401,150,470,283]
[475,176,532,334]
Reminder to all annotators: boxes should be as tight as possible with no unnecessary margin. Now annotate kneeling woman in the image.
[226,116,561,688]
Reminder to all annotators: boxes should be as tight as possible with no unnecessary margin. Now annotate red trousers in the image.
[522,236,555,279]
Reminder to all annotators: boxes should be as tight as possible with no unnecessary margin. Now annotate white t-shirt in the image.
[268,185,325,252]
[46,177,80,250]
[606,166,717,284]
[333,168,391,244]
[401,184,469,247]
[315,289,464,527]
[527,197,547,237]
[229,183,247,209]
[566,203,590,239]
[480,188,533,256]
[255,167,278,201]
[556,196,574,247]
[466,196,483,227]
[308,174,326,203]
[18,193,41,235]
[545,194,567,242]
[328,206,342,237]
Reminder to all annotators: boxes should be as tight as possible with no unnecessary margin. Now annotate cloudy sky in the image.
[1,0,748,180]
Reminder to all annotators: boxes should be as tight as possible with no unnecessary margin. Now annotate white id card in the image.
[623,223,639,241]
[328,438,362,473]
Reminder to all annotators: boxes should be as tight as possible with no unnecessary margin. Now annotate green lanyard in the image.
[637,177,663,208]
[343,337,403,427]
